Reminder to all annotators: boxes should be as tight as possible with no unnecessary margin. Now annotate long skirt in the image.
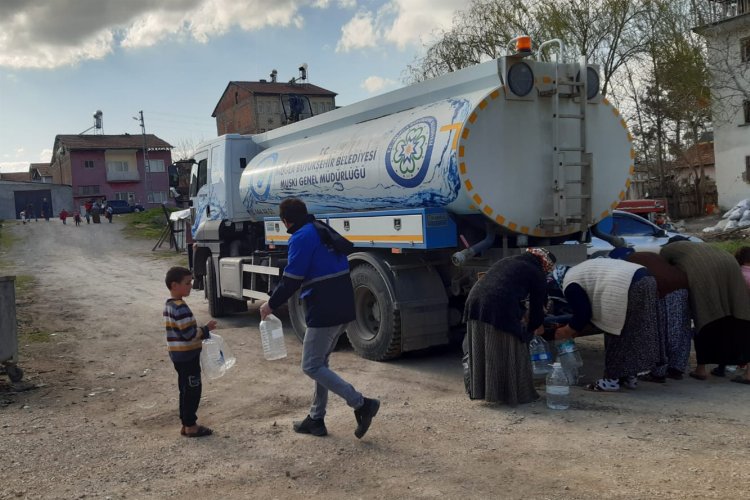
[465,320,538,405]
[694,316,750,365]
[603,276,664,379]
[652,289,692,377]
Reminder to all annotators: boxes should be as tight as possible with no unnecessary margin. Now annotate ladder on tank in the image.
[542,56,592,235]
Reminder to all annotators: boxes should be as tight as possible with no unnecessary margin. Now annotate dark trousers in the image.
[173,356,202,427]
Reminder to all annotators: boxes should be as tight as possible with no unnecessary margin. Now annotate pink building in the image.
[49,134,173,208]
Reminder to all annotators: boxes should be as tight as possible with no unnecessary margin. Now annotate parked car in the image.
[106,200,145,214]
[584,210,703,257]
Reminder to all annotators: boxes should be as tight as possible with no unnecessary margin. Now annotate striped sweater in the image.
[163,298,209,362]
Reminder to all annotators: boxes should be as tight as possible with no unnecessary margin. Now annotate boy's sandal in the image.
[183,425,213,438]
[710,367,726,377]
[730,376,750,385]
[688,371,707,381]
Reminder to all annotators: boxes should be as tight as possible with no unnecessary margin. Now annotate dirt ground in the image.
[0,216,748,500]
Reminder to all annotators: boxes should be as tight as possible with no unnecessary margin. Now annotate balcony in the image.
[106,169,141,183]
[706,0,750,22]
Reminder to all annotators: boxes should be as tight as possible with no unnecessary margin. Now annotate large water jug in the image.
[556,338,583,383]
[259,314,287,360]
[201,333,236,380]
[545,362,570,410]
[529,336,553,378]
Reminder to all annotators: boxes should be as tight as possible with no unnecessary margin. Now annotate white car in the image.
[584,210,703,257]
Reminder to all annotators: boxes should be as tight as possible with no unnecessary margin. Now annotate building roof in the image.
[54,134,173,151]
[0,172,31,182]
[30,163,52,177]
[673,141,715,170]
[212,81,337,117]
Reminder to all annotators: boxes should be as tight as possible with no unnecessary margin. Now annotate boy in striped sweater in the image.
[164,266,217,437]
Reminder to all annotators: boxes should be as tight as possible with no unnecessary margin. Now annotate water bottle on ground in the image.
[259,314,287,360]
[529,336,553,378]
[546,362,570,410]
[557,338,583,383]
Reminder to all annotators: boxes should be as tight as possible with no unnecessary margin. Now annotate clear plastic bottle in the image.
[201,333,235,380]
[556,338,583,383]
[529,337,553,378]
[546,362,570,410]
[259,314,287,360]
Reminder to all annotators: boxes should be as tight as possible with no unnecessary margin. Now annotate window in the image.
[745,156,750,183]
[114,191,135,201]
[744,100,750,124]
[84,160,94,169]
[79,185,100,195]
[189,159,208,197]
[742,37,750,63]
[107,160,129,172]
[148,191,168,203]
[148,159,165,173]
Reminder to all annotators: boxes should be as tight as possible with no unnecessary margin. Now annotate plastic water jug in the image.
[557,338,583,383]
[529,336,553,378]
[259,314,287,360]
[545,362,570,410]
[200,333,236,380]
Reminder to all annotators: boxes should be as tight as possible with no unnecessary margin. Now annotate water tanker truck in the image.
[187,38,634,360]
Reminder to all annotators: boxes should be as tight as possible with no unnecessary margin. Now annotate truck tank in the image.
[239,58,633,237]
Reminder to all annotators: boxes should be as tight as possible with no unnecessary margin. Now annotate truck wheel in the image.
[205,257,226,318]
[347,264,401,361]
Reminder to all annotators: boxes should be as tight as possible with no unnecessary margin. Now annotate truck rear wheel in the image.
[347,264,401,361]
[205,257,226,318]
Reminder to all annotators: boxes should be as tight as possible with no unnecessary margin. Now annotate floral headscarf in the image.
[525,247,556,274]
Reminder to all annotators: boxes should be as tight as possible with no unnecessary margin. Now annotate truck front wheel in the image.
[205,257,226,318]
[347,264,401,361]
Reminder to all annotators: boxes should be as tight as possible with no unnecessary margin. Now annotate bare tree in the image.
[171,136,205,161]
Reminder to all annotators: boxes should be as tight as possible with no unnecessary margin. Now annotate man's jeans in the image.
[302,324,364,419]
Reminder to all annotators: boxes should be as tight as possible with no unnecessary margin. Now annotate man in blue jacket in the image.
[260,198,380,439]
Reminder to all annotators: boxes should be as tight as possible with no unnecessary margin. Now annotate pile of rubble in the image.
[701,199,750,240]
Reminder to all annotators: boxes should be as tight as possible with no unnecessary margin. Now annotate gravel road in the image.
[0,217,748,499]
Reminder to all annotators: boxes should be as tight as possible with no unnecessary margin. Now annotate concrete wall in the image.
[0,181,74,220]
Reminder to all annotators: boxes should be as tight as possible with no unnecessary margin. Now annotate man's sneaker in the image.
[354,397,380,439]
[293,415,327,436]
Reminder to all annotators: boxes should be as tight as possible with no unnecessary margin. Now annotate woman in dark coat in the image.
[463,248,555,405]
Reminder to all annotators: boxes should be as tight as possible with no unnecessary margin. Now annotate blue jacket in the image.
[268,216,355,327]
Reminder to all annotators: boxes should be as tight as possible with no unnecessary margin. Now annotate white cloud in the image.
[361,75,396,93]
[0,149,53,173]
[336,11,378,52]
[0,0,316,69]
[336,0,461,53]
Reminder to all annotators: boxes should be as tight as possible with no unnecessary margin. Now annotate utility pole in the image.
[134,110,151,204]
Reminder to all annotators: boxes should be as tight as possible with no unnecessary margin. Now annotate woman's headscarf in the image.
[525,247,556,274]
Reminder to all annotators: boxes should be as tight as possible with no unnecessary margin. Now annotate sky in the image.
[0,0,464,173]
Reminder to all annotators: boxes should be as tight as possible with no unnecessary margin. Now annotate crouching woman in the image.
[555,259,664,392]
[463,248,555,405]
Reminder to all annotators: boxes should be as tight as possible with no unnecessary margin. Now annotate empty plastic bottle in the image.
[259,314,287,360]
[201,333,236,380]
[557,338,583,383]
[546,362,570,410]
[529,336,553,378]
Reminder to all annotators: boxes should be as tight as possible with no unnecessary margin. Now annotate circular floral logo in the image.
[385,117,436,188]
